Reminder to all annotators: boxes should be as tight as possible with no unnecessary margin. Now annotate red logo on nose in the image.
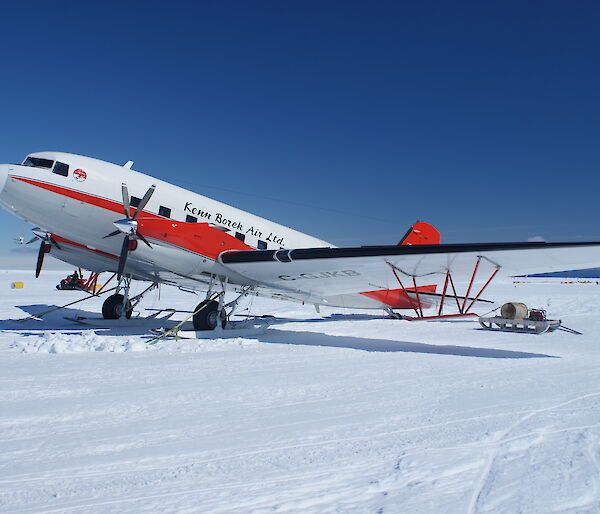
[73,169,87,182]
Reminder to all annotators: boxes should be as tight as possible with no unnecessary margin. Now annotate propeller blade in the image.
[103,229,122,239]
[35,242,46,278]
[133,184,156,220]
[121,183,131,218]
[25,236,38,245]
[137,231,153,249]
[117,236,130,279]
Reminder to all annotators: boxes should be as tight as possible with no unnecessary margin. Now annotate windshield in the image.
[23,156,54,169]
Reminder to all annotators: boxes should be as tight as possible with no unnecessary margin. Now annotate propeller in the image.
[29,228,61,278]
[35,241,50,278]
[103,183,156,278]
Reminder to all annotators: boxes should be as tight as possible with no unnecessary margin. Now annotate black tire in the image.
[102,294,133,320]
[192,300,226,330]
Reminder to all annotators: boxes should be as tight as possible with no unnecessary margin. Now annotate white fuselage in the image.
[0,152,401,310]
[0,152,332,286]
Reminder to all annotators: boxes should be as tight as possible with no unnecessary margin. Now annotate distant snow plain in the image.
[1,268,599,513]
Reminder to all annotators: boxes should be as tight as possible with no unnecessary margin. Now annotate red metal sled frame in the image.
[77,269,116,295]
[388,256,499,321]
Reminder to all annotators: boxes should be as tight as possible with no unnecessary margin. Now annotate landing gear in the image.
[102,294,133,319]
[101,277,158,320]
[192,299,227,330]
[190,276,253,331]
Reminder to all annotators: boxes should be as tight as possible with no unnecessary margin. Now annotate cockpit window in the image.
[23,156,54,169]
[52,161,69,177]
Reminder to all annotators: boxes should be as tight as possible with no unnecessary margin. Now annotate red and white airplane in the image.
[1,151,599,329]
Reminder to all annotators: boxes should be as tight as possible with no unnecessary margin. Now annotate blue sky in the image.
[1,0,599,259]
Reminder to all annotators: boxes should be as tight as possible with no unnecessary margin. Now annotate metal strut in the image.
[115,276,159,318]
[203,274,234,323]
[215,277,254,323]
[129,282,159,310]
[217,276,228,322]
[386,257,501,320]
[116,275,131,319]
[223,285,254,319]
[388,264,420,318]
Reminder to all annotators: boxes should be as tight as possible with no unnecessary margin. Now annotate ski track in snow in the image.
[1,269,600,512]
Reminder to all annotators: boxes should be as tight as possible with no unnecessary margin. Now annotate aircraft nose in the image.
[0,164,8,193]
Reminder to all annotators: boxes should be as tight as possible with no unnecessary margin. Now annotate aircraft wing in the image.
[219,242,600,299]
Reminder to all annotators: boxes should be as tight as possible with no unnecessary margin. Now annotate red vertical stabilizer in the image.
[398,221,441,246]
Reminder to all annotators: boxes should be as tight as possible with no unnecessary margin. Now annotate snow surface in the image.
[1,269,599,513]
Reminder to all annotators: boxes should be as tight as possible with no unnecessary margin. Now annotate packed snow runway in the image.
[1,269,599,513]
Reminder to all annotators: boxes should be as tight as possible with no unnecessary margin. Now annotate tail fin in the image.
[398,221,441,246]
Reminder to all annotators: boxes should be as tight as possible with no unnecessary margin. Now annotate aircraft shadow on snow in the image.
[1,305,558,360]
[258,313,389,323]
[1,304,188,336]
[255,330,558,359]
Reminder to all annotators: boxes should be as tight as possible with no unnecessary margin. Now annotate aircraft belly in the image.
[46,241,207,288]
[48,245,115,275]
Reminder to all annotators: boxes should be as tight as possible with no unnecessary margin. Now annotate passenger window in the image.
[186,215,197,223]
[257,240,267,249]
[235,232,245,242]
[159,206,171,218]
[23,157,54,168]
[53,162,69,177]
[130,196,141,207]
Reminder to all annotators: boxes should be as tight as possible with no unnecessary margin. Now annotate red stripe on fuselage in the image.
[12,176,162,219]
[12,176,254,259]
